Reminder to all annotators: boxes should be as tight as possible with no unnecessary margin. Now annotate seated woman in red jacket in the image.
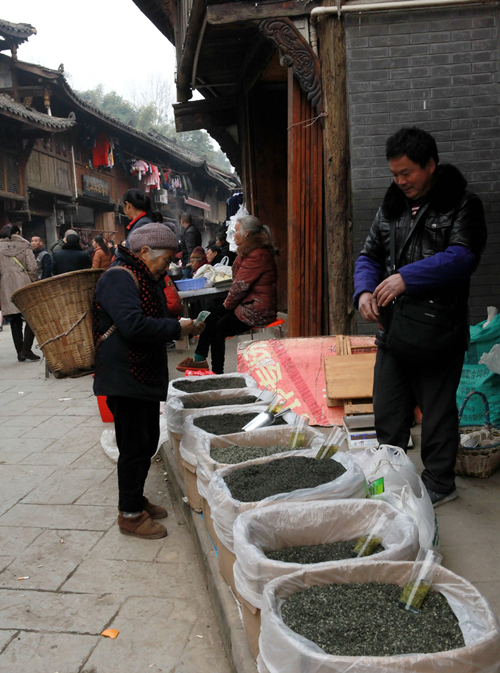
[177,215,278,374]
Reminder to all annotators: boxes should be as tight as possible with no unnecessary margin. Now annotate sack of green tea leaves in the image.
[233,500,419,611]
[207,451,367,554]
[166,372,258,402]
[165,388,274,436]
[258,561,500,673]
[351,445,438,551]
[179,406,297,469]
[196,425,325,500]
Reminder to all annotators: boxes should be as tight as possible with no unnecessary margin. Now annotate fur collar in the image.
[381,163,468,219]
[237,231,274,258]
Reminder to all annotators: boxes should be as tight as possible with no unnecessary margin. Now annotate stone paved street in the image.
[0,325,231,673]
[1,323,499,672]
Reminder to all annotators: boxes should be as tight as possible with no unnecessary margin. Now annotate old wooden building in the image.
[0,18,239,247]
[134,0,499,336]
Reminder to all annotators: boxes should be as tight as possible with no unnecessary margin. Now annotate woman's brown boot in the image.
[118,511,168,539]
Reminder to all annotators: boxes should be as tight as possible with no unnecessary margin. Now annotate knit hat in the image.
[65,229,77,237]
[129,223,179,253]
[66,233,80,245]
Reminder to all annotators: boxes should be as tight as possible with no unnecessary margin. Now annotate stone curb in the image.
[160,443,256,673]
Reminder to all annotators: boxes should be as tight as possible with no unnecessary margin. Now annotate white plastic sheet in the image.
[196,425,325,500]
[179,405,298,467]
[165,388,274,436]
[351,445,438,550]
[207,450,367,553]
[233,500,419,610]
[166,372,258,402]
[258,561,500,673]
[480,343,500,375]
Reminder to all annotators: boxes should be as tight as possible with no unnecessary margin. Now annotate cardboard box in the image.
[202,498,219,550]
[217,541,236,592]
[181,458,203,512]
[237,592,261,660]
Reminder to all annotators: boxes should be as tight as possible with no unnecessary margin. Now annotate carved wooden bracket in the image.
[260,18,324,116]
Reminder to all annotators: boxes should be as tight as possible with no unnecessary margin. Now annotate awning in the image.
[184,196,211,211]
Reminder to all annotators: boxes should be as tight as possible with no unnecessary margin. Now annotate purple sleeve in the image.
[399,245,477,294]
[353,254,384,308]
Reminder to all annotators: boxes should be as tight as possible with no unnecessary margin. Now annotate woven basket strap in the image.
[458,390,492,428]
[95,324,117,351]
[93,267,138,352]
[38,312,87,350]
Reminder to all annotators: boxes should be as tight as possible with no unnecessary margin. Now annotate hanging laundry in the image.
[130,159,150,181]
[92,132,111,168]
[143,164,161,193]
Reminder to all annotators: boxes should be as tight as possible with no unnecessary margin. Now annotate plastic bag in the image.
[351,446,438,550]
[258,561,500,673]
[101,428,119,462]
[179,405,298,467]
[226,203,249,252]
[233,500,419,610]
[166,372,258,402]
[100,420,166,463]
[207,450,367,553]
[165,388,274,436]
[197,425,325,500]
[480,344,500,375]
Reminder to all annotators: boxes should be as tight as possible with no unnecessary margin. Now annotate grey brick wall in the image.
[345,6,500,334]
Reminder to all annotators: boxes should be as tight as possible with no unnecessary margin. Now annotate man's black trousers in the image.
[106,396,160,512]
[373,346,465,494]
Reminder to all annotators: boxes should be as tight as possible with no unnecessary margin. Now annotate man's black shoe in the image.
[426,487,458,508]
[17,354,26,362]
[21,351,41,361]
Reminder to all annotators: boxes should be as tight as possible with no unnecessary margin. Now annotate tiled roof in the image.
[0,94,75,130]
[0,19,37,42]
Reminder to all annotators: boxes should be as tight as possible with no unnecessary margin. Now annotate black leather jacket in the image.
[360,164,487,312]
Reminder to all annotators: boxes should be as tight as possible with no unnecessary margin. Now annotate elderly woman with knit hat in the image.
[92,223,204,540]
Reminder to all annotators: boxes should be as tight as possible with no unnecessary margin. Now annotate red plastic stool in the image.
[251,318,285,339]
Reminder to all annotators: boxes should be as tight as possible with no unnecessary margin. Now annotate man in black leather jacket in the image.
[179,213,201,270]
[354,127,487,507]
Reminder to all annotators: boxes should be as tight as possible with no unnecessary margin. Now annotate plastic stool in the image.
[250,318,285,339]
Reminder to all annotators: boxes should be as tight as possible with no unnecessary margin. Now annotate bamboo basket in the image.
[11,268,103,379]
[455,390,500,479]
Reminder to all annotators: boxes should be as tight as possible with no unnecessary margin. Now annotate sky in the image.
[4,0,177,102]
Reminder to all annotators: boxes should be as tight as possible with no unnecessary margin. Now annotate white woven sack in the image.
[258,561,500,673]
[233,499,419,610]
[179,406,298,467]
[165,388,274,436]
[196,425,325,500]
[207,450,367,553]
[167,372,258,402]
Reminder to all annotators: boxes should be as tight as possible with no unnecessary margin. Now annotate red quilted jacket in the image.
[224,233,278,327]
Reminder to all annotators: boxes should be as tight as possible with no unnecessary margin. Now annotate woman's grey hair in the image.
[146,247,169,259]
[237,215,277,252]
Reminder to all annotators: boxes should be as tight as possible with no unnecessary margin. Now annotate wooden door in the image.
[287,70,323,337]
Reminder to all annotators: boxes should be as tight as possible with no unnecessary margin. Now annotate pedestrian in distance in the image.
[0,223,40,362]
[177,215,278,374]
[122,188,163,244]
[354,126,487,508]
[31,235,52,280]
[52,232,92,275]
[179,213,201,273]
[91,235,112,270]
[92,222,204,539]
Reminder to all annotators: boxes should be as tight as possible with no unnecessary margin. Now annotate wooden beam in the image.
[207,0,323,25]
[318,10,356,335]
[177,0,206,102]
[173,96,238,132]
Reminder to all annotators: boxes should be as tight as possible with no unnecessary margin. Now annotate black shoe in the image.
[21,351,41,361]
[17,353,26,362]
[426,487,458,508]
